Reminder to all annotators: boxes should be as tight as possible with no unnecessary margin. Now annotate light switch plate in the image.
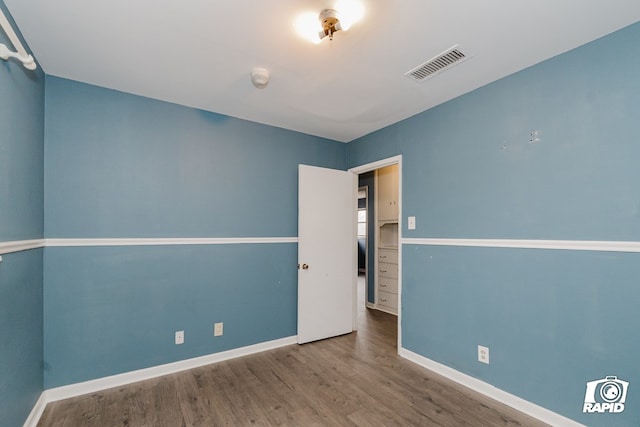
[408,216,416,230]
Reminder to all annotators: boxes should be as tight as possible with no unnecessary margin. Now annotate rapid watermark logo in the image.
[583,376,629,414]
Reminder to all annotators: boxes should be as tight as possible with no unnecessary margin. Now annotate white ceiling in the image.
[5,0,640,142]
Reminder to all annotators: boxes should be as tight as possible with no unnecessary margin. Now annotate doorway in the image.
[350,156,402,350]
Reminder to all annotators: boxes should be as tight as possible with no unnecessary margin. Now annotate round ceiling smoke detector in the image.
[251,67,270,89]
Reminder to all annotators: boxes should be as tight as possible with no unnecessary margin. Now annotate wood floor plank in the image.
[37,278,549,427]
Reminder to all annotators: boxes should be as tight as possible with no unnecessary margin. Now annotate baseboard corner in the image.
[23,391,48,427]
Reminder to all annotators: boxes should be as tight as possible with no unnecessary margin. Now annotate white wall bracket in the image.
[0,8,36,70]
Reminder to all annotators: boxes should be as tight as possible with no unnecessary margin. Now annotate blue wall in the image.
[43,244,296,387]
[0,1,45,425]
[347,22,640,426]
[44,78,345,238]
[0,6,43,241]
[43,77,346,387]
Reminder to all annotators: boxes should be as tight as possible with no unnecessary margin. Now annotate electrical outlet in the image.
[214,322,223,337]
[175,330,184,345]
[478,345,489,364]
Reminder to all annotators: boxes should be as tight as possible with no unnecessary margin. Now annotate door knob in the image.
[302,263,309,270]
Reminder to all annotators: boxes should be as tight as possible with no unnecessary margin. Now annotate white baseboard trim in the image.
[26,336,296,426]
[364,302,398,317]
[375,306,398,316]
[399,348,585,427]
[23,392,47,427]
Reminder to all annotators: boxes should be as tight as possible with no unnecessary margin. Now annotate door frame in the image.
[349,155,402,351]
[357,186,369,304]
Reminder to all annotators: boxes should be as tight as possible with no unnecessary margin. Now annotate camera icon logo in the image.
[583,376,629,414]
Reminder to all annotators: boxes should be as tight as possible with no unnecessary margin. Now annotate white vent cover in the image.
[405,45,469,82]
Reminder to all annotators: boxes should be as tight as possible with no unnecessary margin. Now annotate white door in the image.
[298,165,356,344]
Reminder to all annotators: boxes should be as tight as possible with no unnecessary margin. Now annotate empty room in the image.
[1,1,639,426]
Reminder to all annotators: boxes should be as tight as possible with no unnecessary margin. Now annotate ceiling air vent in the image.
[405,45,469,82]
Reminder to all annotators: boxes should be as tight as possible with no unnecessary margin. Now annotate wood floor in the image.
[37,278,548,427]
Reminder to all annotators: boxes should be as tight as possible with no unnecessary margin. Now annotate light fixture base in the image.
[318,9,342,41]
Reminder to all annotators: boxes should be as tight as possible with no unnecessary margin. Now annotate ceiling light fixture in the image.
[319,9,341,41]
[294,0,364,44]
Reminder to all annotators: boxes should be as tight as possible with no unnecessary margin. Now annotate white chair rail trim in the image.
[402,238,640,253]
[0,237,298,256]
[45,237,299,247]
[0,239,45,255]
[3,237,640,256]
